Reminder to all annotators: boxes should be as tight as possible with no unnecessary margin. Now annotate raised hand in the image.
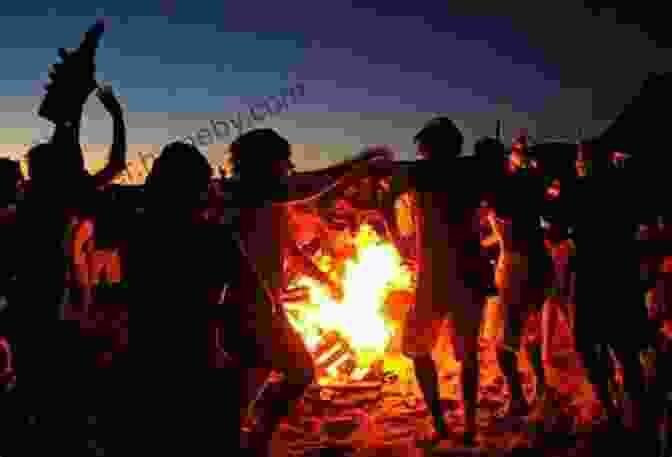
[39,20,105,124]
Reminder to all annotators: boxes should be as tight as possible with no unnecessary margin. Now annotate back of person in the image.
[414,161,487,302]
[129,217,225,371]
[570,169,641,278]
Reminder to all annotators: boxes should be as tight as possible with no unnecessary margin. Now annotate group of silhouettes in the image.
[0,23,671,457]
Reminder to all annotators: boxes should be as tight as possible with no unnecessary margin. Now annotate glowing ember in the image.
[285,224,413,379]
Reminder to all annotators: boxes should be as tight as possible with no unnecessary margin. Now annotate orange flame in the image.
[285,224,413,376]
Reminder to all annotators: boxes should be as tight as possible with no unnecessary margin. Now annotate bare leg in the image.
[579,343,618,419]
[461,350,479,446]
[497,345,528,416]
[247,314,315,457]
[412,354,449,438]
[542,298,561,363]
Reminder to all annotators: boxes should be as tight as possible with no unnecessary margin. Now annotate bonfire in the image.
[283,224,414,385]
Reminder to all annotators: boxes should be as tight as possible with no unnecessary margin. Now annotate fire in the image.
[285,224,413,379]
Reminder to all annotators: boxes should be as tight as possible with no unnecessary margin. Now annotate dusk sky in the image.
[0,1,670,174]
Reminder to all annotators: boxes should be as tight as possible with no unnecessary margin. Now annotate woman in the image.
[542,221,576,364]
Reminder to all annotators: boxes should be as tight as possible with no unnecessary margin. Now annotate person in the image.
[379,117,489,447]
[563,141,657,439]
[0,159,22,315]
[216,128,389,456]
[473,130,553,425]
[123,141,249,455]
[11,48,126,452]
[542,221,576,363]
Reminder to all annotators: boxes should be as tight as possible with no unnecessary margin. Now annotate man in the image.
[217,128,388,456]
[380,117,489,447]
[563,141,656,438]
[484,132,553,423]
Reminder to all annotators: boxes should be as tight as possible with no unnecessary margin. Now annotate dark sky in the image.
[0,1,670,169]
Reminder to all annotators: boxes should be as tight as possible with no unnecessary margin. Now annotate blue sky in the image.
[1,1,670,170]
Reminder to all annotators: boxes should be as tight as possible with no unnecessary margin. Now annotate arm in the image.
[294,146,394,180]
[270,159,398,206]
[72,220,94,268]
[481,232,499,249]
[92,86,127,187]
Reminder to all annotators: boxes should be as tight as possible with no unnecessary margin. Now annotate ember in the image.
[284,224,414,384]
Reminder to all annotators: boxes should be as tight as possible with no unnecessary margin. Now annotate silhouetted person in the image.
[219,129,387,456]
[486,135,553,423]
[472,136,507,296]
[11,33,125,450]
[0,159,21,311]
[123,141,243,455]
[380,118,489,447]
[564,141,656,439]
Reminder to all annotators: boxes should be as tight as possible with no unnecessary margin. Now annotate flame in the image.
[286,224,413,372]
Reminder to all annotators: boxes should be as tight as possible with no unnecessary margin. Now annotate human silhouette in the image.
[219,128,389,456]
[8,22,127,452]
[564,141,656,441]
[485,133,553,423]
[379,117,489,447]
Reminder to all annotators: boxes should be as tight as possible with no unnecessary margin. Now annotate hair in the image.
[474,137,506,159]
[27,143,84,185]
[145,141,212,208]
[413,117,463,158]
[229,128,291,177]
[0,158,21,205]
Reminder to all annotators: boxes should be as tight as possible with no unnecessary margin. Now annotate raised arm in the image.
[92,86,127,187]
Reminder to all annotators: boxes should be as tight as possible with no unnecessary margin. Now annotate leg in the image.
[451,303,482,447]
[248,312,315,457]
[575,320,617,419]
[402,311,448,440]
[496,289,528,416]
[524,310,547,402]
[541,298,556,364]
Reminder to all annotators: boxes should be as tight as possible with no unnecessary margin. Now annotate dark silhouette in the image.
[5,21,127,454]
[221,128,388,456]
[563,140,658,448]
[122,140,244,454]
[380,117,489,447]
[484,134,553,423]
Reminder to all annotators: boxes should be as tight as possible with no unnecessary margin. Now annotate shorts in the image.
[402,288,484,361]
[495,252,544,351]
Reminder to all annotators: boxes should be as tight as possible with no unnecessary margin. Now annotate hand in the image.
[39,21,104,124]
[357,146,394,162]
[96,84,124,117]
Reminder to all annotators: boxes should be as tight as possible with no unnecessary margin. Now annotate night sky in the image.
[0,1,670,171]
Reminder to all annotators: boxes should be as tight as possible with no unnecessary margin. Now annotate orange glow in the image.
[284,223,413,384]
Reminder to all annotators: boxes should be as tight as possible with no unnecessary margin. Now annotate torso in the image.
[411,162,485,307]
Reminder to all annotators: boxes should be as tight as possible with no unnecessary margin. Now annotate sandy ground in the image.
[262,297,652,456]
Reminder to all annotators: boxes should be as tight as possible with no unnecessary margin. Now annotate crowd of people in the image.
[1,21,672,457]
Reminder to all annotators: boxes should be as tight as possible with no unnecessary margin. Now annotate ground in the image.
[264,298,659,456]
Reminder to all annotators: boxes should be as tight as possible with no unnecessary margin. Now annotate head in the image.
[510,131,530,169]
[27,143,85,187]
[474,137,506,168]
[414,117,463,162]
[575,141,608,178]
[229,128,295,180]
[0,158,23,205]
[146,141,212,211]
